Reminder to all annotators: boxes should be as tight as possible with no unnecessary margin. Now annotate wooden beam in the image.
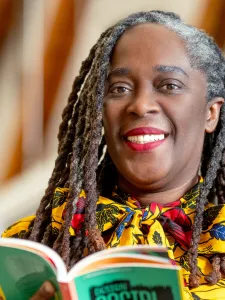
[200,0,225,48]
[1,0,86,183]
[1,1,23,183]
[3,132,22,182]
[0,0,15,50]
[43,0,86,133]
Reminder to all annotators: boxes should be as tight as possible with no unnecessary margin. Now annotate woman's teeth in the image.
[126,134,165,144]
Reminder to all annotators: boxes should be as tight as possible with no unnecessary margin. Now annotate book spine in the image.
[59,282,78,300]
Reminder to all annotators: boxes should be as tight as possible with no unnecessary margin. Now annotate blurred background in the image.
[1,0,225,233]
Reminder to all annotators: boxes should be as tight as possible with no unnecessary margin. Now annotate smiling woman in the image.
[103,23,214,199]
[2,10,225,300]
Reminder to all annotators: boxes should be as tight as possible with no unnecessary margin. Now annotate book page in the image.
[68,253,170,278]
[69,245,170,278]
[0,246,61,300]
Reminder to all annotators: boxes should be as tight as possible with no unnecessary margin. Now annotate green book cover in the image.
[0,238,183,300]
[74,265,182,300]
[0,246,61,300]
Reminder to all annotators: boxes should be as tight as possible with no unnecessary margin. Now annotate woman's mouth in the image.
[126,134,165,144]
[123,127,169,151]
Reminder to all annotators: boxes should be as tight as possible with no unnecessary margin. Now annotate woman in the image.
[2,10,225,299]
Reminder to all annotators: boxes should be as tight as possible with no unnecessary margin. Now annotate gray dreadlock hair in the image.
[23,10,225,288]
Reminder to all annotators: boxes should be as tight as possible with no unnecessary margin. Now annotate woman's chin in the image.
[119,170,172,192]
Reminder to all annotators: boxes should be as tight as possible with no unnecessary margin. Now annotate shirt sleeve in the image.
[1,215,35,238]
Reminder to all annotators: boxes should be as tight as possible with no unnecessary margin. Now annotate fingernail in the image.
[41,281,54,294]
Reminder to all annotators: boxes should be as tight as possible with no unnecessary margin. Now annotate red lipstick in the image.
[124,127,167,137]
[123,127,168,152]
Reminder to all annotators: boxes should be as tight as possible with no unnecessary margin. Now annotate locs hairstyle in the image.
[24,11,225,288]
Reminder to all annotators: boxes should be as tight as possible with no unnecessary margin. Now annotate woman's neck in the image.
[118,175,199,206]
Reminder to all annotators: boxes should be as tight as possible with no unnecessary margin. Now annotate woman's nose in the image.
[126,89,160,117]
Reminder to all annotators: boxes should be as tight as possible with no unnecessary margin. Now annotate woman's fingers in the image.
[30,281,55,300]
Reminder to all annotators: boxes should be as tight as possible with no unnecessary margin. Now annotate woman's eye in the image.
[110,86,130,94]
[159,83,181,92]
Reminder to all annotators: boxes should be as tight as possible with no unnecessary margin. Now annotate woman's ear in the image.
[205,97,224,133]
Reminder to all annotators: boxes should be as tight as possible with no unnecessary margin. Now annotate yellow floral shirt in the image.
[2,178,225,299]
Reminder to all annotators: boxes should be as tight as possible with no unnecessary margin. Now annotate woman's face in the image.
[103,23,219,193]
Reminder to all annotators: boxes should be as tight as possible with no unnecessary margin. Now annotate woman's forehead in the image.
[110,23,192,72]
[107,23,207,94]
[113,23,184,47]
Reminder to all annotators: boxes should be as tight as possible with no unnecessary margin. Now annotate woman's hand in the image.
[30,281,55,300]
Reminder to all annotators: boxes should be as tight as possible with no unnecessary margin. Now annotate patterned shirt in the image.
[2,178,225,299]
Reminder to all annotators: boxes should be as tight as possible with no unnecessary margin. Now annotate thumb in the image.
[30,281,55,300]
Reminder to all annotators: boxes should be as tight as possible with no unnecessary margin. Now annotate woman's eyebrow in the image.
[107,66,189,79]
[107,67,130,79]
[153,65,189,77]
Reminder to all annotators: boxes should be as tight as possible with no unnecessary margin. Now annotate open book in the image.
[0,238,184,300]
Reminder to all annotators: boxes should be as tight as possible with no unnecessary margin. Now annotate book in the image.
[0,238,184,300]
